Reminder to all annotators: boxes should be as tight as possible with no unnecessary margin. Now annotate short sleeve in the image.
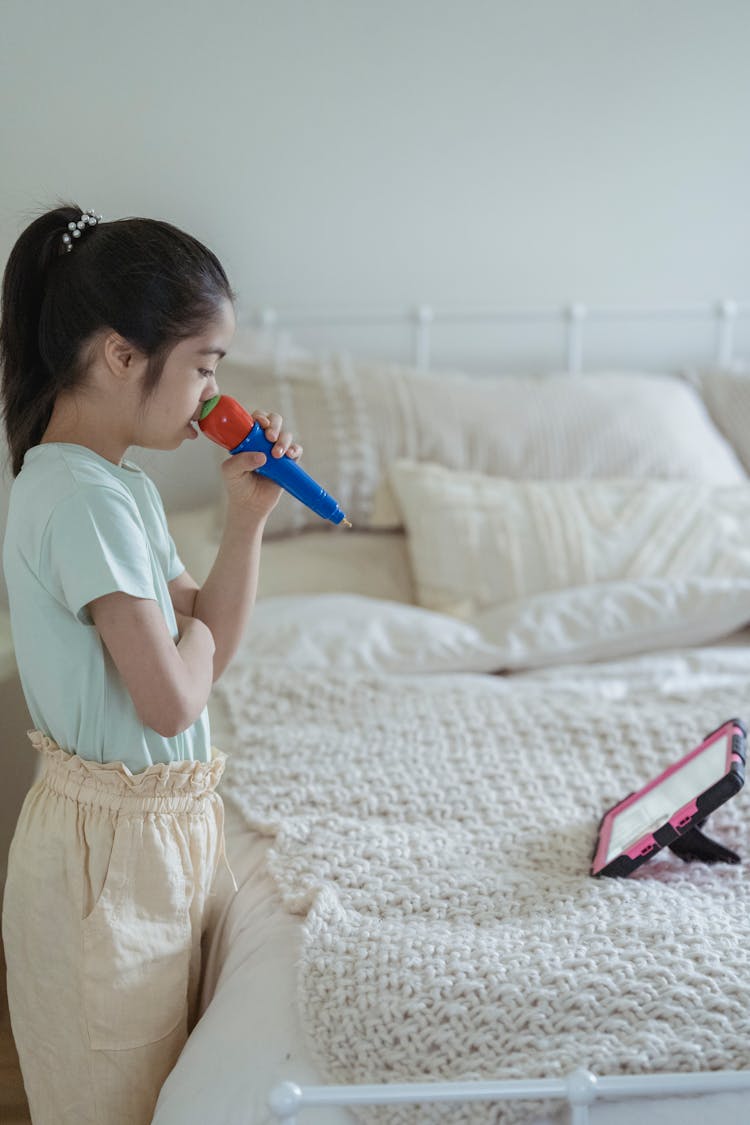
[42,486,158,625]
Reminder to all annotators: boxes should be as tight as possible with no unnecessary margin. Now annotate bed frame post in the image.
[413,303,434,371]
[565,302,587,374]
[267,1079,302,1123]
[565,1067,596,1124]
[715,298,737,368]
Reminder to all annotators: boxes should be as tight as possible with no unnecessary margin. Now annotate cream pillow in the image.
[214,357,745,537]
[166,504,415,603]
[165,505,221,586]
[684,367,750,475]
[388,461,750,616]
[256,530,415,603]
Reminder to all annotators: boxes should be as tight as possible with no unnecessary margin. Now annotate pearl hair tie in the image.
[61,209,103,252]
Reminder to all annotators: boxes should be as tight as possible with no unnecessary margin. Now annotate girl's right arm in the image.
[88,593,215,738]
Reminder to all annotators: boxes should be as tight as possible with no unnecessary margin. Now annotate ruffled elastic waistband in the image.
[27,729,228,811]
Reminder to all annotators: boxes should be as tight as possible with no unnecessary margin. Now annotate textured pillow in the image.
[388,461,750,615]
[684,366,750,475]
[213,357,746,537]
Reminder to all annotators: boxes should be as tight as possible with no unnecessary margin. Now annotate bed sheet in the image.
[152,620,750,1125]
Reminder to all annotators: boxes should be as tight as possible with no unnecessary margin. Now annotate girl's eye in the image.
[199,369,215,378]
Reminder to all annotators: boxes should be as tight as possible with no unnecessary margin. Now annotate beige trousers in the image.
[2,730,237,1125]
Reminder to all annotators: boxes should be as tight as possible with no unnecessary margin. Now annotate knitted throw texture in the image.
[214,664,750,1125]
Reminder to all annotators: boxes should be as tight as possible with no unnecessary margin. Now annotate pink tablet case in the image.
[591,718,746,878]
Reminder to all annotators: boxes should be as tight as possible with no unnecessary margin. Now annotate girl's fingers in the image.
[271,429,294,457]
[250,411,299,457]
[257,411,283,440]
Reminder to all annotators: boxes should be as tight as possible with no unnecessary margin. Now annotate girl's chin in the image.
[185,422,199,439]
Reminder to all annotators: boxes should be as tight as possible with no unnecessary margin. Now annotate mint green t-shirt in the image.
[2,443,210,773]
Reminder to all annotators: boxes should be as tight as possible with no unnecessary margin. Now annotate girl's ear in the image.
[102,331,146,382]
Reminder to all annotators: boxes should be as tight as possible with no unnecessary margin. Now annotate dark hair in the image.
[0,201,236,477]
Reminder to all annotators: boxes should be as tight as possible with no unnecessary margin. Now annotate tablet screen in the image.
[602,731,732,866]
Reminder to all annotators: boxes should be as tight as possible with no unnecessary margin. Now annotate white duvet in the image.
[152,595,750,1125]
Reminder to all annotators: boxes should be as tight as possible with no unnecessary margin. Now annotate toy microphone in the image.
[198,394,351,527]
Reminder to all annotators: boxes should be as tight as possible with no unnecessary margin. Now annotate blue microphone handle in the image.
[231,421,347,525]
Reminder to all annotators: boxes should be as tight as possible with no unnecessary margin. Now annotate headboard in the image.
[239,297,750,375]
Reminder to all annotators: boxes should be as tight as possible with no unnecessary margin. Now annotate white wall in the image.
[5,0,748,305]
[2,0,750,599]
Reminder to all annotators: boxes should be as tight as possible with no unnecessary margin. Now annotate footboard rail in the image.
[269,1067,750,1125]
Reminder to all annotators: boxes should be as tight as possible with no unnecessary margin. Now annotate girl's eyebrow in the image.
[197,347,226,358]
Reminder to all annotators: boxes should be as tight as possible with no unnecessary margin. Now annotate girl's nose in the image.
[202,376,220,401]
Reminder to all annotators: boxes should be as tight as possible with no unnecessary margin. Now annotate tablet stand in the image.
[668,821,740,865]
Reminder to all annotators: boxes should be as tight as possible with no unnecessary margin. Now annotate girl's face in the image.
[135,298,236,450]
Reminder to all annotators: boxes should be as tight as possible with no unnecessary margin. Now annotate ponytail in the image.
[0,204,80,476]
[0,202,234,477]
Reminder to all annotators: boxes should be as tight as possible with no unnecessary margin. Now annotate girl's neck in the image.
[41,399,129,466]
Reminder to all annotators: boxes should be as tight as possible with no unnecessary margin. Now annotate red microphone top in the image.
[198,394,254,450]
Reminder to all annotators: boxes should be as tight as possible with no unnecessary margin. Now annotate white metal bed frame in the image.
[268,1068,750,1125]
[246,297,750,374]
[240,297,750,1123]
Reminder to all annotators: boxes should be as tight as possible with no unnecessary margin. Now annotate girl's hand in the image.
[220,410,303,521]
[174,611,215,653]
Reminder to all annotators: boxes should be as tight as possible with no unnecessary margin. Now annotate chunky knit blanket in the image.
[214,664,750,1125]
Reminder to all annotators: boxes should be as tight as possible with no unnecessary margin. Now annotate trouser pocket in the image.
[81,814,192,1051]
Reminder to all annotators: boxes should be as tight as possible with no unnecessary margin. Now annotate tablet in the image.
[591,718,746,877]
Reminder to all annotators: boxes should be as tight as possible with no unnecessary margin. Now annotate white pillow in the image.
[388,461,750,666]
[217,585,750,676]
[239,595,504,674]
[214,358,745,537]
[472,578,750,669]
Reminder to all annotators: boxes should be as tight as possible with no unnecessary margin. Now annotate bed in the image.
[148,313,750,1125]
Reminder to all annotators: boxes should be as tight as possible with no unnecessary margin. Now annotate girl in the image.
[0,203,301,1124]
